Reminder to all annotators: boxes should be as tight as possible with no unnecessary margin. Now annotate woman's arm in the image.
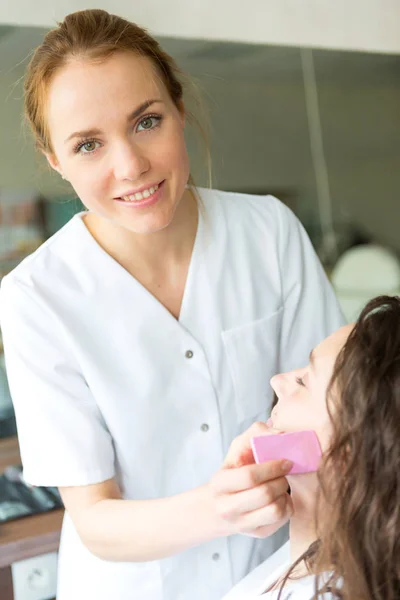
[60,423,293,562]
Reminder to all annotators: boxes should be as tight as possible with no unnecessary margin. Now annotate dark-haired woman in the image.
[224,295,400,600]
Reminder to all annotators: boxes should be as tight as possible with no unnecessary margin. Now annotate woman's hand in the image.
[209,422,293,538]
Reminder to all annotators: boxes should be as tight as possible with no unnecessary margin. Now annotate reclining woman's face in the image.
[270,324,353,451]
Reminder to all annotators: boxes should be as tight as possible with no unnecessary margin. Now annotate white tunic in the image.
[0,188,343,600]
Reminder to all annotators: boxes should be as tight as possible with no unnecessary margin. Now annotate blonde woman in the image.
[0,10,343,600]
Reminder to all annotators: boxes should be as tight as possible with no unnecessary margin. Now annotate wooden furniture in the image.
[0,436,63,600]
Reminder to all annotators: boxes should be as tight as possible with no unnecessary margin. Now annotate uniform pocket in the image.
[222,308,283,423]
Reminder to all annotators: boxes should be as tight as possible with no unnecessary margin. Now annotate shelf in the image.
[0,436,64,568]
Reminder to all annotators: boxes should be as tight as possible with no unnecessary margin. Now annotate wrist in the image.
[200,482,232,539]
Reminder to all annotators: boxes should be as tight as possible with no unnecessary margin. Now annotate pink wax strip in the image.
[251,430,322,475]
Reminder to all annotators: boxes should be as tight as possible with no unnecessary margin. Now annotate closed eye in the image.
[295,376,305,387]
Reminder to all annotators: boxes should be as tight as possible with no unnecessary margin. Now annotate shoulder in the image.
[196,187,298,242]
[278,577,337,599]
[223,540,335,600]
[0,214,86,316]
[0,214,85,294]
[222,542,291,599]
[197,186,288,219]
[261,572,337,600]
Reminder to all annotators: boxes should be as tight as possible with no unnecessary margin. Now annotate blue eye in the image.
[137,115,162,132]
[296,377,305,387]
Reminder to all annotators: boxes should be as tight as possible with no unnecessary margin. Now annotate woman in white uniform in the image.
[0,10,343,600]
[224,295,400,600]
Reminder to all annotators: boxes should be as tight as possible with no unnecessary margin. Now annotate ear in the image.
[44,152,63,177]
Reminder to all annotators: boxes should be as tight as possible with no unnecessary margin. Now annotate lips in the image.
[117,180,164,202]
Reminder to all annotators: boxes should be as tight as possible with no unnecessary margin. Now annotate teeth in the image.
[122,183,159,202]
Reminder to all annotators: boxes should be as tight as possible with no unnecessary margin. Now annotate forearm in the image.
[64,424,293,563]
[76,484,228,562]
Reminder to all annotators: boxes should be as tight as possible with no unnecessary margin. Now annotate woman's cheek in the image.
[314,420,333,453]
[272,403,308,432]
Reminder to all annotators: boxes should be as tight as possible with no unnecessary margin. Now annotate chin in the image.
[114,202,172,231]
[270,409,282,430]
[127,215,175,235]
[270,416,294,434]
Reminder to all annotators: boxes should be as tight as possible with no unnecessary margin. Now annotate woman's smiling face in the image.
[44,51,190,235]
[270,324,353,451]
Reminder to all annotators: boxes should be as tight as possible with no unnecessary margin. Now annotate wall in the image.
[181,45,400,251]
[1,28,400,250]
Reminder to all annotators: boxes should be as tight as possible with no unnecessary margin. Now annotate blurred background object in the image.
[331,245,400,322]
[0,190,46,278]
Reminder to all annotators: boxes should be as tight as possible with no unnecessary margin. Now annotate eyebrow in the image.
[309,349,316,369]
[65,98,163,143]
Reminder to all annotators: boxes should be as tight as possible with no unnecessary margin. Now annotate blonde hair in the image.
[24,8,211,186]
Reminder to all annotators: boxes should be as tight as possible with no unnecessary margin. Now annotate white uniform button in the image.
[201,423,209,432]
[212,552,220,561]
[185,350,194,359]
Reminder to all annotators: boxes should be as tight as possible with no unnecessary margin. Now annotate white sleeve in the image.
[0,275,115,487]
[275,200,345,373]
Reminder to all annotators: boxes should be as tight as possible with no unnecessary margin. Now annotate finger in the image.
[224,443,255,469]
[223,421,281,468]
[250,516,292,539]
[212,460,292,494]
[265,427,285,435]
[250,496,294,538]
[240,492,293,532]
[218,477,290,520]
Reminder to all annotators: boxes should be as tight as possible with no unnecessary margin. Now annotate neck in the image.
[84,187,198,274]
[287,473,319,568]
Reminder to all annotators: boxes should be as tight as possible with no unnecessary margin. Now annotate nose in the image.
[112,140,150,181]
[271,367,306,396]
[270,373,285,396]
